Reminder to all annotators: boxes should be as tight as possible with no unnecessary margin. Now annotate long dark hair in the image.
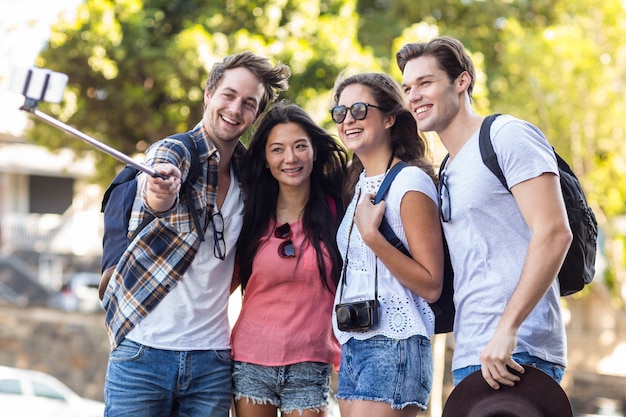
[237,101,348,291]
[331,72,435,200]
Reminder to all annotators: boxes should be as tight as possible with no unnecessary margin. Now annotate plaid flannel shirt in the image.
[103,122,244,349]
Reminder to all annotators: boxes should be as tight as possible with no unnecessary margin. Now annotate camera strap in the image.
[337,187,379,305]
[337,152,396,305]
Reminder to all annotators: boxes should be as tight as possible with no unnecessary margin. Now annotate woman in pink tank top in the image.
[231,102,348,417]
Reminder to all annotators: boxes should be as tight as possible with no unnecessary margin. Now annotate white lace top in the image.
[332,165,438,344]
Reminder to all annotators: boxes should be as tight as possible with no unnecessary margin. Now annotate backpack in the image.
[99,132,203,299]
[376,162,455,334]
[478,114,598,295]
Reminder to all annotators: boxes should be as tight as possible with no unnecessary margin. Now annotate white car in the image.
[49,272,104,313]
[67,272,103,313]
[0,366,104,417]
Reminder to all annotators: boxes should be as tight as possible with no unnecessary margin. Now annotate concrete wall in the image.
[1,282,626,414]
[0,304,109,401]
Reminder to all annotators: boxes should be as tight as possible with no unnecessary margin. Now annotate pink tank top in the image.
[231,219,341,367]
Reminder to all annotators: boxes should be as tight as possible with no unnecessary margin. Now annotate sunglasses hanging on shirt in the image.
[275,222,295,258]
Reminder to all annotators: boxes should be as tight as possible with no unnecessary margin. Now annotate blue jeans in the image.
[337,335,433,410]
[452,352,565,386]
[104,339,232,417]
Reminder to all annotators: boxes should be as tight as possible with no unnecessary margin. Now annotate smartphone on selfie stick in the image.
[7,66,166,179]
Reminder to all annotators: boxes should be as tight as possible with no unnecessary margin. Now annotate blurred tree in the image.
[490,1,626,212]
[386,1,626,303]
[489,1,626,301]
[31,0,210,182]
[31,0,378,182]
[24,0,626,304]
[357,0,562,72]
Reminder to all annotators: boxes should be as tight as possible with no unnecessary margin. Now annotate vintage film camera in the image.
[335,299,379,331]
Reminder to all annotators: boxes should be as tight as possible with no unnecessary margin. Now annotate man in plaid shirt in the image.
[102,52,290,417]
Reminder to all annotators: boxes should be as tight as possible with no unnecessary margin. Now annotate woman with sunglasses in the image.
[330,73,444,417]
[231,101,348,417]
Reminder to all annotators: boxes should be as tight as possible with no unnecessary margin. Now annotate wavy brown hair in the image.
[205,51,291,117]
[331,72,435,200]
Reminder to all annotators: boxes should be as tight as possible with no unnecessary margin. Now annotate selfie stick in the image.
[20,97,166,179]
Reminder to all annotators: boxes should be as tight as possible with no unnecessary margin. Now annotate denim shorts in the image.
[232,361,332,414]
[452,351,566,386]
[337,334,433,410]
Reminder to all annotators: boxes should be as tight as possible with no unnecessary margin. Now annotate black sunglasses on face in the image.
[330,102,382,124]
[212,212,226,260]
[438,171,451,222]
[274,223,295,258]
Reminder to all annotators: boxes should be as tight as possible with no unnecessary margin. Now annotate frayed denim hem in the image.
[234,394,328,416]
[335,395,427,411]
[233,394,279,408]
[282,405,327,416]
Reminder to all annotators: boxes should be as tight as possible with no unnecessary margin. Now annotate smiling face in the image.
[203,67,265,146]
[265,122,315,191]
[401,55,463,134]
[335,83,392,158]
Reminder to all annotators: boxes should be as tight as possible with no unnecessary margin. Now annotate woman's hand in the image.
[354,192,385,245]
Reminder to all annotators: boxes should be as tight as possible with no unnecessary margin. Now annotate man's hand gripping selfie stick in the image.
[13,67,167,180]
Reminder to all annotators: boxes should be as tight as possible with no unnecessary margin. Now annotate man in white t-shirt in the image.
[101,52,290,416]
[396,36,572,390]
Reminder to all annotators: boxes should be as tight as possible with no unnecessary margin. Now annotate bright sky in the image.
[0,0,82,135]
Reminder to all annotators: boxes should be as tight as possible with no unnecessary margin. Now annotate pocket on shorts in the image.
[416,336,434,392]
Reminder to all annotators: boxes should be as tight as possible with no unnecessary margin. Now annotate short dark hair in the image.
[396,36,476,100]
[205,51,291,117]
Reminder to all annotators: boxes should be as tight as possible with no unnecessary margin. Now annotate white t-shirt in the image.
[442,115,567,371]
[127,166,243,350]
[332,165,438,344]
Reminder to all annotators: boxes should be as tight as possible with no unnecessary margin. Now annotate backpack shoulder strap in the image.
[327,195,338,220]
[169,132,200,184]
[374,161,408,204]
[168,132,205,241]
[478,113,509,191]
[101,165,139,212]
[374,161,411,257]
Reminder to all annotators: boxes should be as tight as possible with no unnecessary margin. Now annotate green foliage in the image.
[490,3,626,222]
[30,0,377,182]
[32,0,210,182]
[22,0,626,301]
